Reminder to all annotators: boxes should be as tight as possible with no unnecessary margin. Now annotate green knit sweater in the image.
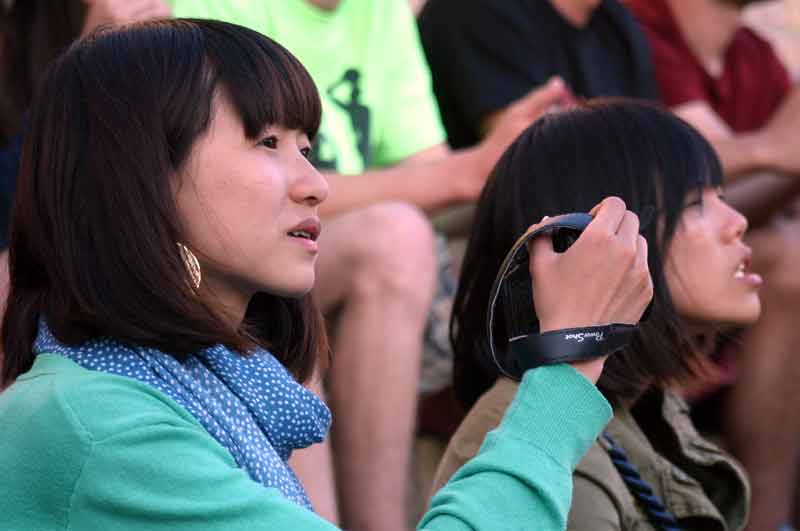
[0,354,611,530]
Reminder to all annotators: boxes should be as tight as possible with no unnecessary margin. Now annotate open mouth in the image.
[288,230,314,240]
[287,219,320,242]
[734,254,752,279]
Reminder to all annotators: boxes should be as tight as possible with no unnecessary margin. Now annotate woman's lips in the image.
[288,233,319,253]
[734,261,762,287]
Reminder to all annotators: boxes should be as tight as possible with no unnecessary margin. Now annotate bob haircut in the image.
[2,19,326,386]
[452,99,723,409]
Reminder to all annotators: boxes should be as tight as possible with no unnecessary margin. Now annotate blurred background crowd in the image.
[1,1,800,530]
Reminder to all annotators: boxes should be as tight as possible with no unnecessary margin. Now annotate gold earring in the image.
[177,242,201,290]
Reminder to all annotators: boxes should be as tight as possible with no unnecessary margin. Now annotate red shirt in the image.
[628,0,791,132]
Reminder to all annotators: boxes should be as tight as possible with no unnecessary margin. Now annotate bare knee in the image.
[347,202,437,309]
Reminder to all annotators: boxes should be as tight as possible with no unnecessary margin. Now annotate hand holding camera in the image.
[529,197,652,333]
[488,197,653,384]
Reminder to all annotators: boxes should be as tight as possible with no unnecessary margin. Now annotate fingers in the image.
[635,234,653,290]
[586,197,627,237]
[635,234,653,316]
[635,234,649,271]
[528,229,555,260]
[617,210,640,243]
[527,216,556,277]
[513,77,569,119]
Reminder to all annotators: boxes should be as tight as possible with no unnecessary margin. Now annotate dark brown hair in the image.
[452,99,723,409]
[0,1,87,144]
[2,19,327,386]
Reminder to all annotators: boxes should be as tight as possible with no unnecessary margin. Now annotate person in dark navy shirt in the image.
[418,0,657,149]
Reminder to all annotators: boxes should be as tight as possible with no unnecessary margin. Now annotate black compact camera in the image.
[486,212,651,379]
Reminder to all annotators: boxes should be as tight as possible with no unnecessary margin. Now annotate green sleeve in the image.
[66,363,608,530]
[371,0,446,167]
[69,419,339,531]
[420,364,612,530]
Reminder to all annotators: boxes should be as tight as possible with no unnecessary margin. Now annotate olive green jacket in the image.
[431,378,749,531]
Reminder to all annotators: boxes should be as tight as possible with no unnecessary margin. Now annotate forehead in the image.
[207,92,245,134]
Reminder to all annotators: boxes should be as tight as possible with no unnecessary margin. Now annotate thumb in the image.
[527,229,556,276]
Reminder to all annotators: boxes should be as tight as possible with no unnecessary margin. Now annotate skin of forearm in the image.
[692,121,800,225]
[725,171,800,227]
[673,102,775,180]
[712,132,771,181]
[319,146,488,218]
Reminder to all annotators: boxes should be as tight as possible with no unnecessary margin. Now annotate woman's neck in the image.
[198,275,251,331]
[667,0,742,78]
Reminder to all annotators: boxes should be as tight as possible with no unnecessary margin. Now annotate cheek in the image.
[663,226,715,312]
[176,159,286,258]
[664,256,693,314]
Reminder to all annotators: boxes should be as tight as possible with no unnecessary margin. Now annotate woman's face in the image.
[665,187,761,326]
[175,95,328,318]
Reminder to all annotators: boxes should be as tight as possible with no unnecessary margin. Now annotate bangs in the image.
[668,111,723,190]
[651,108,724,223]
[198,19,322,140]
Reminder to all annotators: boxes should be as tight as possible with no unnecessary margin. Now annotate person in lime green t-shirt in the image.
[169,2,569,529]
[172,0,445,175]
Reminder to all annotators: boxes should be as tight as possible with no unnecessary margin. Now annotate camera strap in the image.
[486,213,637,379]
[509,324,637,372]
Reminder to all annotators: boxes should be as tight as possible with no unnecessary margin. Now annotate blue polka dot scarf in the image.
[33,322,331,509]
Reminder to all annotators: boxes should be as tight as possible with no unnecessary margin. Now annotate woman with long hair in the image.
[432,100,758,531]
[0,20,650,530]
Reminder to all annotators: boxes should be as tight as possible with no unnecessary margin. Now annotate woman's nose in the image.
[725,202,748,241]
[292,160,329,207]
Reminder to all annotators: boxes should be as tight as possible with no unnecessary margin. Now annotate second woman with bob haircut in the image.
[0,18,653,530]
[432,99,758,530]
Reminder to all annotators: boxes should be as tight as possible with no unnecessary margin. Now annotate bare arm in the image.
[673,102,769,179]
[320,79,570,218]
[724,172,800,226]
[319,144,483,217]
[674,98,800,223]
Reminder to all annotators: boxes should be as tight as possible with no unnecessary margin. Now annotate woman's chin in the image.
[277,276,316,298]
[721,297,762,326]
[682,296,761,329]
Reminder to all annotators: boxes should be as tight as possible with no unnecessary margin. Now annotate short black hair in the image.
[452,99,723,408]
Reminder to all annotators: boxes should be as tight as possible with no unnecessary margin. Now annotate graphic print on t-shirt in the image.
[312,68,372,173]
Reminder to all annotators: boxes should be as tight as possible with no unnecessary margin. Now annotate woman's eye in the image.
[260,136,278,149]
[300,147,312,159]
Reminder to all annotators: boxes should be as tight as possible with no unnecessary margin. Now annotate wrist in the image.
[539,319,597,334]
[569,358,607,384]
[451,146,492,203]
[745,132,774,171]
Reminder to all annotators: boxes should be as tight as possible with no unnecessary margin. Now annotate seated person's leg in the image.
[725,204,800,531]
[296,201,437,531]
[289,411,339,524]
